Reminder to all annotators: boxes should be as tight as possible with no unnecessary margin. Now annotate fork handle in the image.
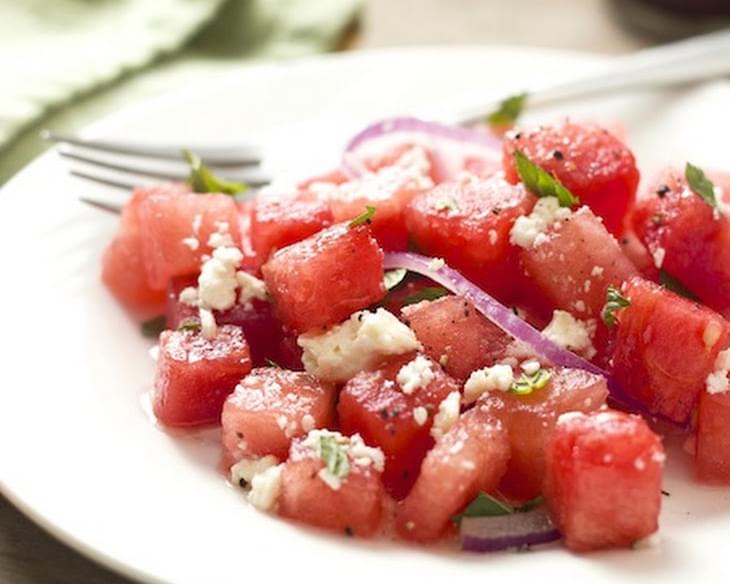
[442,28,730,126]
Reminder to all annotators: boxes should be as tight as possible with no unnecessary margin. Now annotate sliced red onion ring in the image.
[343,117,501,178]
[460,508,561,552]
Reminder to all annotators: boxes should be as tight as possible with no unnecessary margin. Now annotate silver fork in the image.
[47,28,730,213]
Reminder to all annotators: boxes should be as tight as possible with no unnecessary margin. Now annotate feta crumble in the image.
[248,464,283,511]
[397,355,435,395]
[463,363,514,404]
[208,221,235,249]
[428,257,445,271]
[488,229,498,245]
[197,246,244,311]
[230,455,279,487]
[300,414,316,432]
[703,321,723,350]
[179,286,199,307]
[509,196,572,248]
[298,308,421,382]
[236,271,268,305]
[520,359,541,375]
[413,406,428,426]
[706,349,730,395]
[182,236,200,251]
[590,265,604,277]
[542,310,596,359]
[199,307,218,339]
[431,391,461,440]
[652,247,666,269]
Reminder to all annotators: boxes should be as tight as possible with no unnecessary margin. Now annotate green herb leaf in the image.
[348,205,377,228]
[401,286,449,307]
[685,162,718,209]
[383,268,408,291]
[487,92,528,127]
[659,270,699,301]
[264,358,281,368]
[183,149,248,196]
[177,318,202,333]
[319,436,350,479]
[452,492,545,524]
[509,368,551,396]
[517,496,545,513]
[602,286,631,328]
[513,150,579,208]
[141,315,166,338]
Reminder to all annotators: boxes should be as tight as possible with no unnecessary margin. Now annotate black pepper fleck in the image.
[344,526,354,537]
[552,149,564,160]
[656,184,670,198]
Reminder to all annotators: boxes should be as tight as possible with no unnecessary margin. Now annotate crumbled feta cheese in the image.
[413,406,428,426]
[488,229,498,245]
[509,197,572,248]
[652,247,666,269]
[230,455,279,487]
[583,280,592,293]
[248,464,283,511]
[431,391,461,440]
[706,348,730,395]
[236,271,267,305]
[179,286,199,307]
[573,300,586,313]
[197,246,243,311]
[192,213,203,234]
[396,355,435,395]
[276,414,289,431]
[301,414,316,432]
[590,266,604,277]
[182,236,200,251]
[199,307,218,339]
[542,310,596,359]
[207,221,234,249]
[634,457,646,471]
[298,308,421,382]
[703,321,723,350]
[520,359,541,375]
[463,364,514,404]
[428,257,445,271]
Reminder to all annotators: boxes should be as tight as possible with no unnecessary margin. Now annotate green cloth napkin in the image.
[0,0,361,184]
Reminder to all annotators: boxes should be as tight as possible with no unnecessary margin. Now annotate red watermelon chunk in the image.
[503,121,640,234]
[250,196,333,265]
[519,206,638,319]
[478,367,609,501]
[545,410,664,552]
[221,368,336,464]
[405,176,535,299]
[401,295,511,380]
[137,187,242,289]
[261,223,385,333]
[152,325,252,427]
[632,167,730,318]
[610,277,730,424]
[696,379,730,483]
[395,407,510,542]
[338,353,461,498]
[278,433,385,537]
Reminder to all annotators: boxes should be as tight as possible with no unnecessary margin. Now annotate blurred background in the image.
[1,0,729,582]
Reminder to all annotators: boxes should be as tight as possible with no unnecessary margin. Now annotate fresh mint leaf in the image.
[659,270,699,301]
[514,150,579,208]
[452,492,544,524]
[349,205,377,228]
[602,286,631,328]
[487,92,528,127]
[183,149,248,196]
[685,162,718,210]
[177,318,202,333]
[319,436,350,479]
[401,286,449,307]
[517,496,545,513]
[141,315,166,338]
[384,268,408,291]
[509,368,551,396]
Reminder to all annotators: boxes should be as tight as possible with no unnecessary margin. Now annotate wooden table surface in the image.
[0,1,672,582]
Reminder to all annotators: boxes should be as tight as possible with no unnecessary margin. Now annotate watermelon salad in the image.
[101,110,730,554]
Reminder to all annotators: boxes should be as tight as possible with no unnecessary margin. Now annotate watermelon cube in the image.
[136,186,242,289]
[503,121,640,234]
[261,223,385,333]
[696,386,730,483]
[221,368,336,464]
[545,410,664,551]
[478,367,608,501]
[405,176,535,299]
[278,433,385,537]
[395,406,510,542]
[401,295,511,380]
[632,167,730,318]
[152,325,252,427]
[338,353,461,498]
[610,277,730,424]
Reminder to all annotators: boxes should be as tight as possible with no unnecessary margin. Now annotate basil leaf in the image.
[517,495,544,513]
[602,286,631,328]
[452,492,514,524]
[183,150,248,196]
[401,286,449,307]
[141,315,166,338]
[384,268,408,291]
[659,270,699,301]
[509,368,551,396]
[319,436,350,479]
[514,150,579,208]
[177,318,202,333]
[349,205,377,228]
[487,92,528,127]
[685,162,718,210]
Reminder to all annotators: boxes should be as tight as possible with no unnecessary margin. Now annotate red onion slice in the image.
[460,508,561,552]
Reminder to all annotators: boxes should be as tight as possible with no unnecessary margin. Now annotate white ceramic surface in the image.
[1,47,729,584]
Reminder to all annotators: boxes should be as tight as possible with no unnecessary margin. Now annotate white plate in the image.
[2,46,730,584]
